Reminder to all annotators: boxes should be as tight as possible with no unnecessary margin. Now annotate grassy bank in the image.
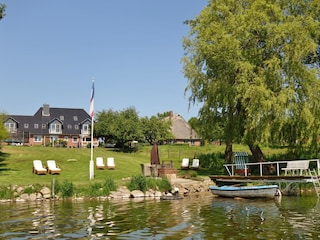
[0,144,286,188]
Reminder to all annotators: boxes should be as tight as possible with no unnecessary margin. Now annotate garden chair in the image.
[47,160,61,174]
[96,157,105,169]
[191,159,200,170]
[181,158,190,169]
[107,157,115,169]
[33,160,47,175]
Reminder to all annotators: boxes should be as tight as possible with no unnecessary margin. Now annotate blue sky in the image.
[0,1,207,121]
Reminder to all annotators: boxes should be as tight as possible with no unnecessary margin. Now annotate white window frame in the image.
[34,135,42,142]
[49,123,62,134]
[5,122,16,133]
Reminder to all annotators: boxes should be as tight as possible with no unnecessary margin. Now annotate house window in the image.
[67,124,72,129]
[34,135,42,142]
[5,122,16,133]
[72,137,78,143]
[34,124,39,129]
[64,136,68,141]
[81,124,89,134]
[42,124,46,129]
[74,125,79,130]
[60,115,64,121]
[24,123,29,129]
[73,116,78,121]
[49,123,62,134]
[50,135,58,143]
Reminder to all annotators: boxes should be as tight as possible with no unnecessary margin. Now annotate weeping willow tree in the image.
[182,0,320,162]
[0,4,5,20]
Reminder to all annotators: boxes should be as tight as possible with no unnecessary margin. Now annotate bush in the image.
[128,175,172,193]
[102,177,117,195]
[197,153,225,174]
[127,175,147,192]
[87,183,103,197]
[153,177,171,192]
[0,186,14,199]
[56,180,74,198]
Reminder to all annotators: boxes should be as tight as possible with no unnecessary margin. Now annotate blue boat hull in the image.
[209,185,279,199]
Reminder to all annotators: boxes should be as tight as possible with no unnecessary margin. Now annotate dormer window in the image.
[81,124,90,135]
[5,122,16,133]
[49,122,62,134]
[73,116,78,121]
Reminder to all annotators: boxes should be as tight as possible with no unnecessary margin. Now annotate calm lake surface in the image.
[0,194,319,239]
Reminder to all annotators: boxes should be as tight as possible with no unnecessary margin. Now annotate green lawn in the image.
[0,144,285,187]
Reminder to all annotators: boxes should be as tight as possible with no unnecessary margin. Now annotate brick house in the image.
[3,104,98,147]
[165,111,201,146]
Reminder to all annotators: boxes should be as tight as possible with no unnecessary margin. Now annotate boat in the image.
[209,185,279,199]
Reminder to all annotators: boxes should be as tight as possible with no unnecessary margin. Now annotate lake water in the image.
[0,194,319,239]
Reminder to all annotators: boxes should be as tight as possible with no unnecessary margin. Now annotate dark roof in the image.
[5,105,91,135]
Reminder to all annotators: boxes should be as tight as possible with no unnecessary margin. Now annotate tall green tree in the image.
[0,113,8,149]
[182,0,320,161]
[95,107,144,150]
[141,116,173,145]
[0,4,5,20]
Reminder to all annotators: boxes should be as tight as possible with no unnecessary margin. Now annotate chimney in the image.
[169,111,173,119]
[42,104,50,116]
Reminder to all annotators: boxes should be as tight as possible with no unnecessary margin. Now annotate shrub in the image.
[128,175,172,193]
[197,153,225,174]
[87,183,103,197]
[127,175,147,192]
[0,186,14,199]
[102,177,117,195]
[57,180,74,198]
[154,177,171,192]
[23,186,35,194]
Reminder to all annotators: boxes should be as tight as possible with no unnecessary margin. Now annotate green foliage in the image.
[0,113,9,148]
[0,4,5,20]
[146,177,172,192]
[56,180,74,198]
[141,116,173,145]
[95,107,144,150]
[197,153,225,175]
[23,186,35,194]
[127,175,147,192]
[0,185,13,199]
[183,0,320,155]
[128,175,172,193]
[102,177,117,195]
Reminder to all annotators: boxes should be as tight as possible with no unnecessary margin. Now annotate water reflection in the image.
[0,195,319,239]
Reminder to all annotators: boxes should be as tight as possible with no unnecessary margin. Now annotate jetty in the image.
[210,159,320,197]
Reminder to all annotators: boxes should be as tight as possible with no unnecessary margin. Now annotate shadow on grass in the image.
[0,151,10,173]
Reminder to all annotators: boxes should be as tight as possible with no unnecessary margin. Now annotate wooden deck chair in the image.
[47,160,61,174]
[96,157,105,169]
[33,160,47,175]
[191,159,200,170]
[107,157,115,169]
[181,158,190,169]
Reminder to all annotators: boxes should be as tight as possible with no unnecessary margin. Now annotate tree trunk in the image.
[248,144,265,162]
[225,142,233,163]
[249,144,275,174]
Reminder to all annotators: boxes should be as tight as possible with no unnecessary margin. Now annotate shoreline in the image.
[0,177,213,203]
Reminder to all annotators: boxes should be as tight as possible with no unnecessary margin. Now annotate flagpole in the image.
[89,79,95,180]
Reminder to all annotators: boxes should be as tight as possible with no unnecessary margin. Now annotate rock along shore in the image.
[1,177,213,202]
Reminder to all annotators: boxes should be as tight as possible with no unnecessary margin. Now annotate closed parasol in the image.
[150,141,160,165]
